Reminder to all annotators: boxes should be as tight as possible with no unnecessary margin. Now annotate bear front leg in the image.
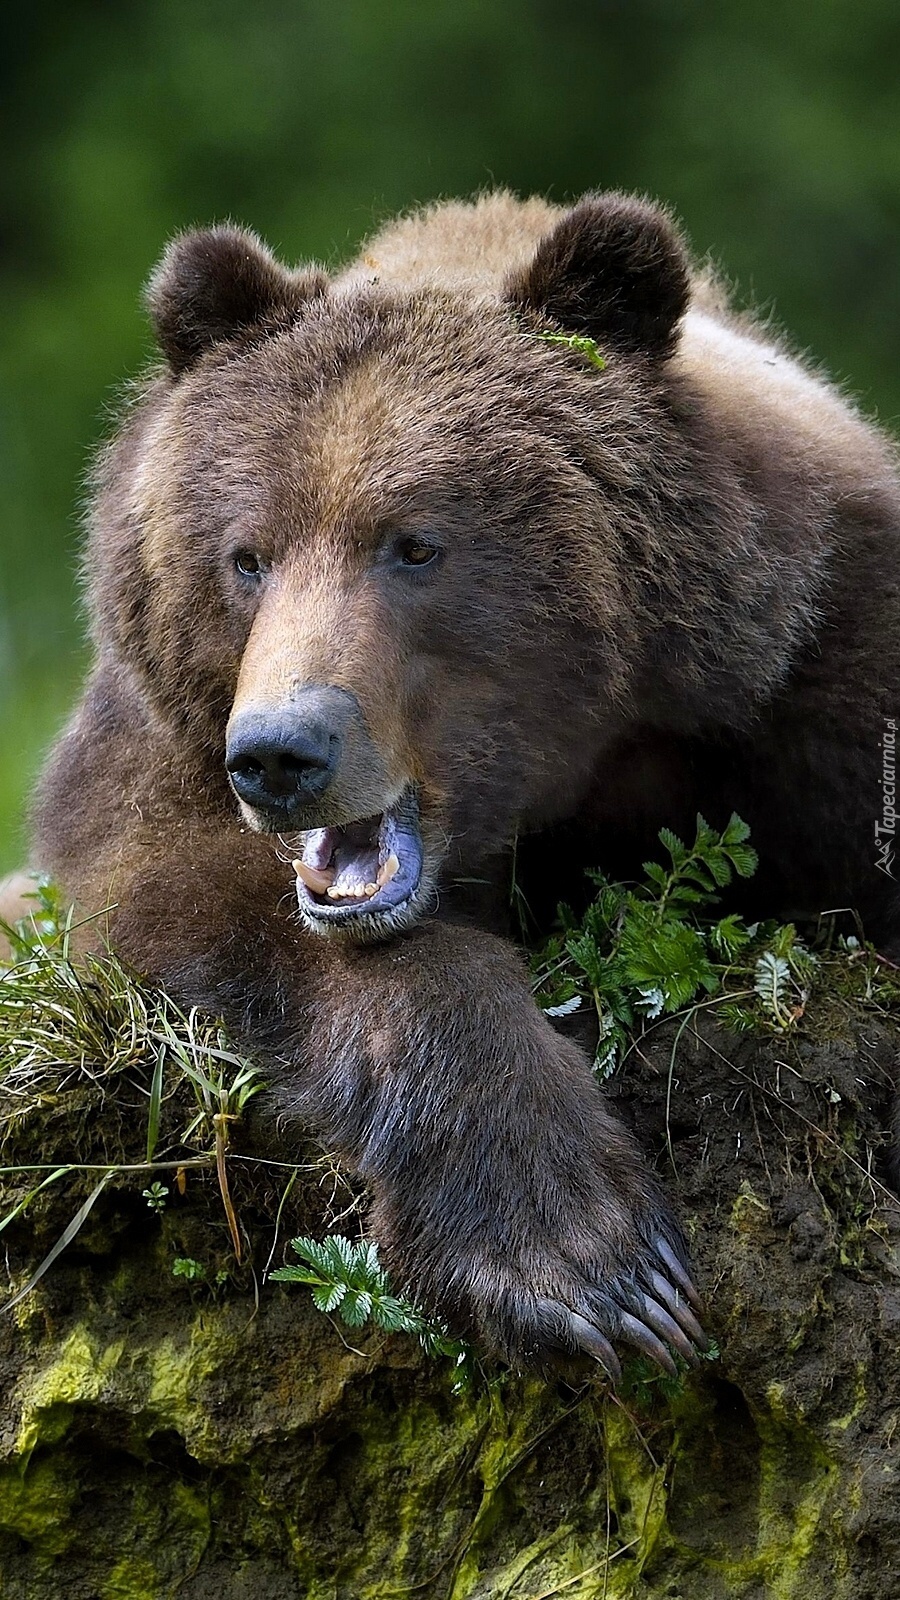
[46,812,703,1378]
[279,922,706,1377]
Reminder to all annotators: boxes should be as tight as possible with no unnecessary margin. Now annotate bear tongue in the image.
[299,817,386,901]
[301,827,341,872]
[330,837,382,898]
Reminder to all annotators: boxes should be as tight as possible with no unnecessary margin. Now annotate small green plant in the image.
[532,813,761,1073]
[620,1337,723,1407]
[151,1006,265,1262]
[271,1234,475,1387]
[172,1256,206,1280]
[143,1181,169,1212]
[754,922,818,1025]
[0,884,268,1308]
[172,1256,230,1290]
[2,874,70,965]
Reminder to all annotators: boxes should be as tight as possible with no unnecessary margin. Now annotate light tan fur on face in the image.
[303,360,415,529]
[229,556,409,824]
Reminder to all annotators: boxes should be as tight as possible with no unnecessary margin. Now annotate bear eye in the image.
[233,549,264,579]
[395,536,442,569]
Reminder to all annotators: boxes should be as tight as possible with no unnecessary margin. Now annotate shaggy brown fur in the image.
[26,190,900,1372]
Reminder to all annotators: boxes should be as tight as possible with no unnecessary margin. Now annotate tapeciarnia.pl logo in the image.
[875,717,897,877]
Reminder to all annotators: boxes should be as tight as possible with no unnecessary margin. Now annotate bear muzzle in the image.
[225,686,429,939]
[226,704,339,813]
[225,684,391,826]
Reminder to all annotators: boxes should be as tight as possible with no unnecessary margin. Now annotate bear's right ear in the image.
[146,225,327,376]
[505,192,691,360]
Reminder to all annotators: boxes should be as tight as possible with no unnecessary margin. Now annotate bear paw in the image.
[458,1224,707,1382]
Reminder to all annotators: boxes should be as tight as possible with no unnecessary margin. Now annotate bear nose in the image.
[225,706,340,811]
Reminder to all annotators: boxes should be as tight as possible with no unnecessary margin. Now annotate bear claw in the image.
[508,1243,707,1380]
[548,1304,623,1382]
[636,1293,703,1366]
[645,1269,708,1350]
[616,1311,680,1376]
[652,1236,703,1313]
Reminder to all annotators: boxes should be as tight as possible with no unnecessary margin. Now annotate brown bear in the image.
[19,190,900,1377]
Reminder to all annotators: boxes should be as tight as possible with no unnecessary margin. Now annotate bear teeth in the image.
[292,859,335,895]
[325,880,379,902]
[295,844,401,905]
[377,853,400,888]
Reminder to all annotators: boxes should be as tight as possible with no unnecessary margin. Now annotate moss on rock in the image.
[2,955,900,1597]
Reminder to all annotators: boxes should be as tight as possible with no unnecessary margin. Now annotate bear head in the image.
[87,194,725,943]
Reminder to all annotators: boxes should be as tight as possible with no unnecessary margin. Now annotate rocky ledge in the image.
[1,945,899,1600]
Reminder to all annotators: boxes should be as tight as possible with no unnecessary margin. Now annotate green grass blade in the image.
[146,1044,165,1164]
[0,1165,73,1237]
[1,1171,114,1316]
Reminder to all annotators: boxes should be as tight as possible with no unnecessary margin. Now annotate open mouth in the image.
[292,788,424,929]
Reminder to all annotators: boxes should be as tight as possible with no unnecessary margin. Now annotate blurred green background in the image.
[2,0,900,870]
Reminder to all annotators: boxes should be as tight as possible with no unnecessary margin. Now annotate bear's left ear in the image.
[505,192,691,360]
[146,225,328,376]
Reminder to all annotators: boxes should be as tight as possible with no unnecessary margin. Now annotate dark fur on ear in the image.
[506,192,691,359]
[146,225,328,375]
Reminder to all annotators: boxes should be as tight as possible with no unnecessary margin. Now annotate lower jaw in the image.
[295,876,429,942]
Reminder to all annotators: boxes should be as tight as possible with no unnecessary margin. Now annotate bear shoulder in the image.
[676,292,896,487]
